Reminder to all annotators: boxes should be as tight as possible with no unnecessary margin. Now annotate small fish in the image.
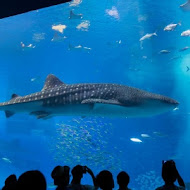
[138,15,147,22]
[68,44,91,52]
[187,66,190,72]
[105,6,119,19]
[21,42,35,49]
[170,56,181,61]
[31,78,36,82]
[168,154,183,160]
[116,40,122,44]
[27,44,33,48]
[83,47,92,51]
[173,107,179,111]
[69,44,82,50]
[76,20,90,31]
[21,42,25,48]
[153,131,167,137]
[139,32,157,41]
[142,56,147,59]
[159,50,170,54]
[130,138,142,143]
[164,22,181,31]
[52,24,67,33]
[69,10,83,19]
[2,157,12,163]
[181,29,190,37]
[30,77,42,85]
[141,134,150,138]
[51,33,67,42]
[179,46,190,51]
[33,33,45,42]
[180,0,190,11]
[69,0,82,7]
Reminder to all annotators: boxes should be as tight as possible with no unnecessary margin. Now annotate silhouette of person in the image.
[17,170,46,190]
[51,165,70,190]
[117,171,131,190]
[155,160,185,190]
[2,174,17,190]
[69,165,97,190]
[96,170,114,190]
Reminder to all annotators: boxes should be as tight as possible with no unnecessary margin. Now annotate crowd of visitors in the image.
[1,160,185,190]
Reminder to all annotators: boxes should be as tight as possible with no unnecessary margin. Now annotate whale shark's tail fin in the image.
[3,94,21,118]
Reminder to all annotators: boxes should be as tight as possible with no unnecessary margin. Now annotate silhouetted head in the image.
[17,170,46,190]
[96,170,114,190]
[71,165,84,181]
[117,171,130,188]
[2,174,17,190]
[51,165,70,186]
[162,160,178,184]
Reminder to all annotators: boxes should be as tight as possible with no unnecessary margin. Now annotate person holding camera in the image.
[69,165,97,190]
[155,160,185,190]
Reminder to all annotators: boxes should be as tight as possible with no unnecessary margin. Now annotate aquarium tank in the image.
[0,0,189,189]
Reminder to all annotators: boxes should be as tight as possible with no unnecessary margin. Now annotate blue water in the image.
[0,0,190,189]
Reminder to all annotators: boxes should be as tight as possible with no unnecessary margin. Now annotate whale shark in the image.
[0,74,178,119]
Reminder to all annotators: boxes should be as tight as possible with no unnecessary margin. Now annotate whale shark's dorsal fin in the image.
[11,94,20,99]
[42,74,65,91]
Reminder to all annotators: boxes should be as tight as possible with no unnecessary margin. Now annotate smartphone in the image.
[162,160,167,165]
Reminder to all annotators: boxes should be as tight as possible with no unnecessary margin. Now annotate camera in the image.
[162,160,175,166]
[82,166,87,174]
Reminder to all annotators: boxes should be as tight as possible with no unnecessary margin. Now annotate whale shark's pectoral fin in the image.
[81,99,122,106]
[30,111,51,119]
[42,74,66,91]
[5,111,15,118]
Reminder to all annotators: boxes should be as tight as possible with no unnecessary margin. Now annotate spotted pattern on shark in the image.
[0,74,179,119]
